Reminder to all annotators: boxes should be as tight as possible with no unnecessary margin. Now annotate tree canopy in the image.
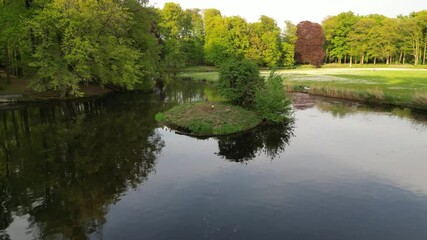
[295,21,325,67]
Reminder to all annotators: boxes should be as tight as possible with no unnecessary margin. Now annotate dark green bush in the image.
[218,58,261,107]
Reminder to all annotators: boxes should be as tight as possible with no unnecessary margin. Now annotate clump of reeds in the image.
[285,82,294,92]
[412,91,427,106]
[308,86,364,101]
[366,88,385,101]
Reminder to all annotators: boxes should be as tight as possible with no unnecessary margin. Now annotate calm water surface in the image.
[1,80,427,240]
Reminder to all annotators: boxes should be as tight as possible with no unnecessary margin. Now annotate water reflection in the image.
[216,122,295,162]
[0,95,164,239]
[1,81,427,240]
[292,93,427,127]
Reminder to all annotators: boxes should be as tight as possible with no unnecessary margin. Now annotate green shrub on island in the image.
[218,58,293,122]
[218,58,261,108]
[255,72,293,122]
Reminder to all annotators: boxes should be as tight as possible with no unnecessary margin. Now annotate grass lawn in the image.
[156,101,262,136]
[279,68,427,104]
[177,65,427,108]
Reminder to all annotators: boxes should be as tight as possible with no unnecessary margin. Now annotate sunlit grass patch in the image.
[156,101,262,136]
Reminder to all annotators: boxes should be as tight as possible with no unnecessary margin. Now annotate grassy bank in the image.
[280,68,427,108]
[177,65,427,109]
[156,101,262,136]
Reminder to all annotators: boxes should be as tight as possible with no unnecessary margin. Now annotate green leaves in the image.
[219,58,261,107]
[26,0,148,96]
[255,72,292,122]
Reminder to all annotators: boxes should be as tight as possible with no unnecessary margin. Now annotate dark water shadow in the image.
[0,94,165,239]
[215,121,295,162]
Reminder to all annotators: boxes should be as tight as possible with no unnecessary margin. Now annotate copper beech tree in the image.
[295,21,325,67]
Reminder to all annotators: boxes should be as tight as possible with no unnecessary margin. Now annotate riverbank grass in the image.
[156,101,262,136]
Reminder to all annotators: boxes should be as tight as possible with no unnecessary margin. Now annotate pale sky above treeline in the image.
[150,0,427,25]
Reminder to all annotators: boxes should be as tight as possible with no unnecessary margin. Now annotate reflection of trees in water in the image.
[316,100,427,128]
[216,121,295,162]
[163,77,217,104]
[0,94,164,239]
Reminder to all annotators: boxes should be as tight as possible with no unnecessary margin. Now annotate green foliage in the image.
[159,3,205,69]
[155,112,165,122]
[255,72,292,122]
[218,58,261,107]
[246,16,282,67]
[187,119,213,135]
[282,21,297,67]
[26,0,146,97]
[322,12,358,62]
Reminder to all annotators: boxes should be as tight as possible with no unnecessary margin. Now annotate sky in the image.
[149,0,427,26]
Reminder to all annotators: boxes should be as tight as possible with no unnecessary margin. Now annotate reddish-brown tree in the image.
[295,21,325,67]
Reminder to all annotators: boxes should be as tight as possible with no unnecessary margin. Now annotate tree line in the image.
[1,1,426,96]
[323,11,427,65]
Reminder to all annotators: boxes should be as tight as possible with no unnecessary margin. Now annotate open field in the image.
[280,68,427,105]
[177,65,427,108]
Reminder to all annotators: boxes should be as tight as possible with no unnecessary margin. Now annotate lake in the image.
[1,79,427,240]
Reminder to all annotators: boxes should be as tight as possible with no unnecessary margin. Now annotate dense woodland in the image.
[1,0,427,95]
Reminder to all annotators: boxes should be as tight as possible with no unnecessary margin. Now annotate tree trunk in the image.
[4,46,11,84]
[403,53,406,64]
[360,54,364,64]
[349,56,352,67]
[414,40,419,65]
[399,51,403,64]
[374,58,377,64]
[423,33,427,65]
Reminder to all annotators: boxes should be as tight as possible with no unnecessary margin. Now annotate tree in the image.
[246,16,282,67]
[282,21,297,67]
[369,17,399,64]
[203,9,249,66]
[26,0,144,97]
[203,9,230,65]
[322,12,358,63]
[295,21,325,67]
[183,8,205,65]
[255,72,292,122]
[412,11,427,65]
[218,58,260,107]
[0,0,47,82]
[121,0,162,85]
[159,3,187,70]
[348,16,378,64]
[399,16,423,65]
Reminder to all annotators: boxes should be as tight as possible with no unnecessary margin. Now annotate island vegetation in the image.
[157,58,292,136]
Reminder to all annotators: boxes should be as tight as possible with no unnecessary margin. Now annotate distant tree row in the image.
[323,11,427,65]
[158,3,298,68]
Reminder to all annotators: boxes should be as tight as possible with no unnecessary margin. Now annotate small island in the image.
[156,101,262,136]
[156,58,293,136]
